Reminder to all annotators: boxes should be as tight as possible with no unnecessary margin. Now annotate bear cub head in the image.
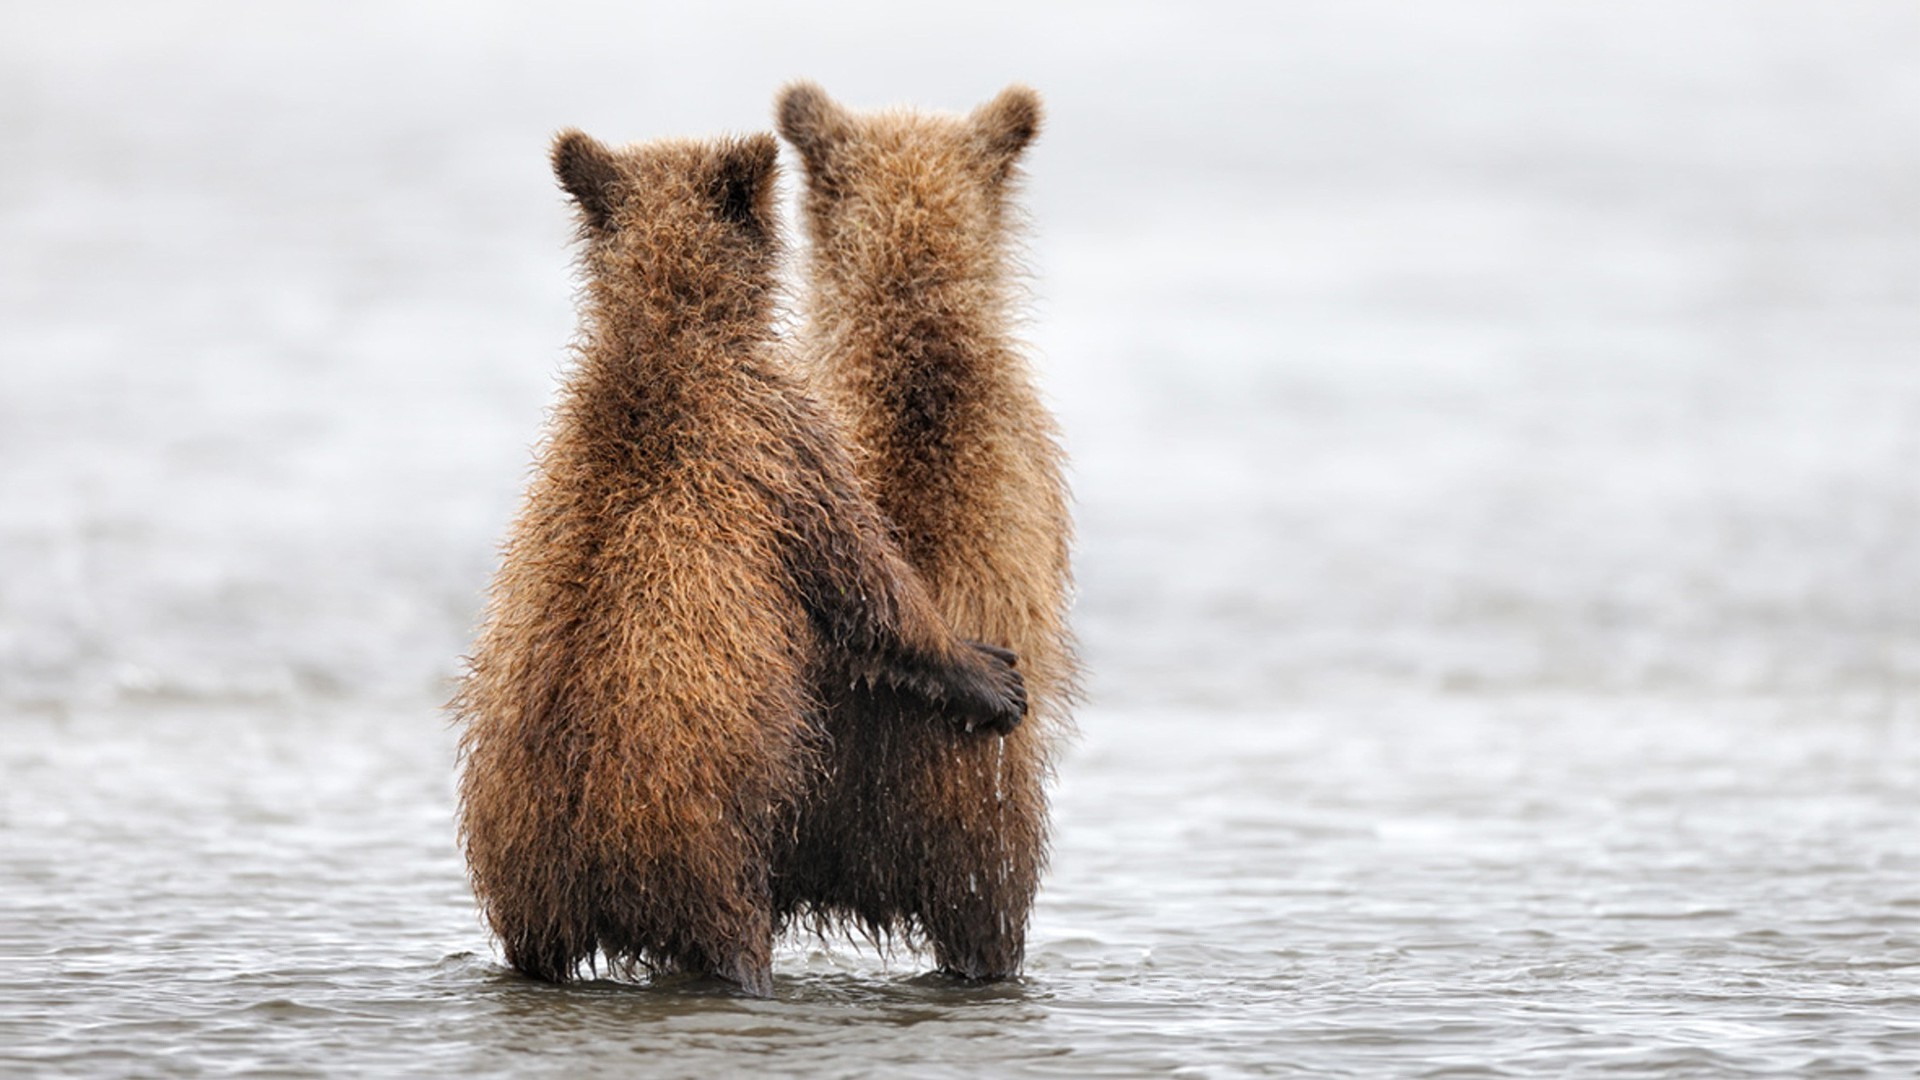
[775,82,1041,277]
[551,130,782,326]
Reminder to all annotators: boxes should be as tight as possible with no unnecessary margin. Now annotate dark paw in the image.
[952,640,1026,736]
[875,641,1026,734]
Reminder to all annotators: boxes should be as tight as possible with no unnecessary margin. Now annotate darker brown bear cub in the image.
[776,84,1079,981]
[453,131,1025,997]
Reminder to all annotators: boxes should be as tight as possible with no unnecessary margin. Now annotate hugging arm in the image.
[777,425,1025,735]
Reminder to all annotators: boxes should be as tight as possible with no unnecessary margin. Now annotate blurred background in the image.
[5,2,1919,1075]
[4,1,1918,712]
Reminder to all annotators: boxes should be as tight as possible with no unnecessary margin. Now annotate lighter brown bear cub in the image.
[454,131,1025,997]
[775,83,1080,980]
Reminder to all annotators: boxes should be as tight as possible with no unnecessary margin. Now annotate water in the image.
[9,701,1917,1076]
[5,2,1920,1076]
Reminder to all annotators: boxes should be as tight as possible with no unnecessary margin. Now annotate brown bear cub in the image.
[453,130,1026,997]
[775,83,1079,980]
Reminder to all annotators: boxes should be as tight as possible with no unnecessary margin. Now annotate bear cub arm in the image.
[774,434,1026,735]
[793,553,1027,736]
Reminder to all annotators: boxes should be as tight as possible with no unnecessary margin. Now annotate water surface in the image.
[4,2,1919,1076]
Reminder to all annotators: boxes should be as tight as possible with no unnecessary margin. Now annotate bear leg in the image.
[918,836,1037,982]
[688,887,776,998]
[905,739,1047,982]
[711,933,775,998]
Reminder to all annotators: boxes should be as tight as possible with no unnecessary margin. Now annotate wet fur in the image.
[775,83,1080,979]
[453,131,1025,997]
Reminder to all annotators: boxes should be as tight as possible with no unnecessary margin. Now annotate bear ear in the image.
[969,84,1042,173]
[775,80,851,173]
[551,129,623,231]
[711,133,780,240]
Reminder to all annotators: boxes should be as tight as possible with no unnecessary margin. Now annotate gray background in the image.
[5,3,1919,1076]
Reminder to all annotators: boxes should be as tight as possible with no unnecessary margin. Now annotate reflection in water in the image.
[464,965,1060,1070]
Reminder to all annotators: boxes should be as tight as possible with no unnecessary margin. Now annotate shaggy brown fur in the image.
[774,83,1079,980]
[453,130,1026,997]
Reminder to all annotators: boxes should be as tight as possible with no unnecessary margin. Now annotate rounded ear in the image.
[711,133,781,240]
[775,80,851,171]
[970,84,1042,172]
[551,129,622,230]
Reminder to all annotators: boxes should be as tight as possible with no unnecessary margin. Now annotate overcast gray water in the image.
[5,2,1920,1076]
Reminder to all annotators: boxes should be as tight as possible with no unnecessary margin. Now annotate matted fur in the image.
[775,83,1080,979]
[453,131,1026,997]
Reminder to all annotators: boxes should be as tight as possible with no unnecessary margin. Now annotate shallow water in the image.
[5,2,1920,1076]
[8,700,1918,1076]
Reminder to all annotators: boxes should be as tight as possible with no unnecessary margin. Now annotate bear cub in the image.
[773,83,1079,981]
[454,130,1024,997]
